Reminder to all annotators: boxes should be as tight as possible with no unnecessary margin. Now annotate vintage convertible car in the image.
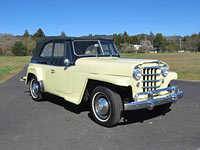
[21,36,183,127]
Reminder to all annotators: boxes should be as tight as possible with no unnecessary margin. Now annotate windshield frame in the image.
[72,40,120,57]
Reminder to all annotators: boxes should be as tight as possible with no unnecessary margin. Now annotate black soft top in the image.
[32,36,113,60]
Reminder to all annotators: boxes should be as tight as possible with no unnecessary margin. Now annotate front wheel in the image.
[90,86,122,127]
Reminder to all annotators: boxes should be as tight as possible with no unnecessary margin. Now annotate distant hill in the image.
[0,34,22,55]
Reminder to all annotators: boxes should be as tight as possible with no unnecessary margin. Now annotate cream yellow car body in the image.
[25,57,178,105]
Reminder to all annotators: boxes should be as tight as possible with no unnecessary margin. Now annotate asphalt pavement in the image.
[0,67,200,150]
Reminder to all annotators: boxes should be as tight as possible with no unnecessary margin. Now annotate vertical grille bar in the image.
[151,69,153,91]
[143,69,146,92]
[154,68,157,90]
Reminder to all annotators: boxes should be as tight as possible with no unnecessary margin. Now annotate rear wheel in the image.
[90,86,122,127]
[29,76,43,101]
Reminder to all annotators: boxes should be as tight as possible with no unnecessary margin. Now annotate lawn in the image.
[121,52,200,81]
[0,56,31,83]
[0,53,199,83]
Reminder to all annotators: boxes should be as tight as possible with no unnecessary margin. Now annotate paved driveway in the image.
[0,67,200,150]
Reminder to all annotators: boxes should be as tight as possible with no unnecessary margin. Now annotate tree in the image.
[140,40,153,52]
[33,28,45,40]
[153,33,165,52]
[12,41,27,56]
[123,31,128,43]
[165,42,179,52]
[22,38,36,55]
[128,36,140,44]
[113,33,124,48]
[148,31,154,45]
[140,34,146,41]
[23,29,30,38]
[89,33,93,38]
[60,31,66,36]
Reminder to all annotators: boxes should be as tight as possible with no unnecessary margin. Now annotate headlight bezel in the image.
[133,66,142,80]
[161,64,169,77]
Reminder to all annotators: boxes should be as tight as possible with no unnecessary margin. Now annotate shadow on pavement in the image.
[119,108,171,126]
[42,93,90,114]
[26,91,171,126]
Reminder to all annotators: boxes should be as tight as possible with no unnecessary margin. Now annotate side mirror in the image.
[64,59,71,66]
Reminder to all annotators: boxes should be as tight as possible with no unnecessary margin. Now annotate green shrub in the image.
[12,41,27,56]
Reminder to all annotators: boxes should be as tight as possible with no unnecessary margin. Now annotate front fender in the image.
[165,71,178,86]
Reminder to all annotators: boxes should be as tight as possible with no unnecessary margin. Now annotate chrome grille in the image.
[142,66,161,92]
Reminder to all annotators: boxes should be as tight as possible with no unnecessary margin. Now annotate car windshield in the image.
[73,40,119,56]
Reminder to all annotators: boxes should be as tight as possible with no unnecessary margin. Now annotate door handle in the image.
[51,69,55,73]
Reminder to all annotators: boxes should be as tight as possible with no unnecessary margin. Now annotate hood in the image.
[75,57,159,77]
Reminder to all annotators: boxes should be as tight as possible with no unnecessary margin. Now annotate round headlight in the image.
[161,64,169,77]
[133,66,142,80]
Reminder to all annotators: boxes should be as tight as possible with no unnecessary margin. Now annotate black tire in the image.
[151,102,172,113]
[90,86,122,127]
[29,76,43,101]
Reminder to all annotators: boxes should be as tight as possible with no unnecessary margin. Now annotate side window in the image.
[53,42,65,66]
[40,43,53,58]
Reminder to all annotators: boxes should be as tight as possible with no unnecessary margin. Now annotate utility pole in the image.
[179,38,182,51]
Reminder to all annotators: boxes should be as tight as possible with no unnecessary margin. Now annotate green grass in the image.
[120,52,200,81]
[0,56,31,83]
[0,53,199,83]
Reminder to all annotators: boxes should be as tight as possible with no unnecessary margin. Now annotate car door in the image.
[51,41,74,94]
[38,42,54,93]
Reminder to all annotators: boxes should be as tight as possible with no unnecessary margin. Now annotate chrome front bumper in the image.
[124,86,183,111]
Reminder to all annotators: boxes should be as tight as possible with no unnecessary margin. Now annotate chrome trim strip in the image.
[143,66,161,69]
[142,79,160,82]
[142,73,161,76]
[124,86,183,111]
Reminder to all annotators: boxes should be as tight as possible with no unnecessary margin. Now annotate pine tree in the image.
[12,41,27,56]
[153,33,165,52]
[33,28,45,39]
[89,34,93,38]
[123,31,128,43]
[60,31,66,36]
[23,29,30,38]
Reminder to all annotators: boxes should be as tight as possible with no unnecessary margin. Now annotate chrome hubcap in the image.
[33,83,39,95]
[31,80,39,98]
[93,92,110,120]
[96,98,109,115]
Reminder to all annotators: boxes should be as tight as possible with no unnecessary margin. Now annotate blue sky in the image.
[0,0,199,36]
